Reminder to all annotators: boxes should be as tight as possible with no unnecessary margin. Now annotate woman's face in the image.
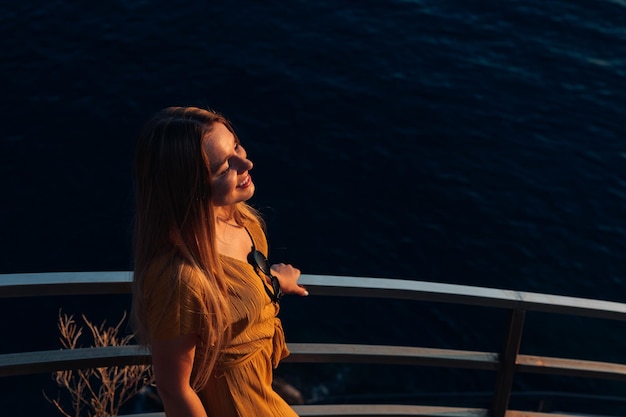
[203,122,255,207]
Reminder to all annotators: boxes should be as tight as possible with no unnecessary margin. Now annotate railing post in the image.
[491,308,525,417]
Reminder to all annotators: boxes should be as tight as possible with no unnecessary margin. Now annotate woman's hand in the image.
[270,263,308,296]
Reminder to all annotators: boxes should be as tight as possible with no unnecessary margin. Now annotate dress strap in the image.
[243,226,257,251]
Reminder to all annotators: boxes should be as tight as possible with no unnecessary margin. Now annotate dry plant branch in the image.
[43,309,155,417]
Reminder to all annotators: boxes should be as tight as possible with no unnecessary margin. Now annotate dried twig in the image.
[44,309,155,417]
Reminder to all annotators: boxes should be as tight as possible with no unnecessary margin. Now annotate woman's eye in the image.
[217,161,230,177]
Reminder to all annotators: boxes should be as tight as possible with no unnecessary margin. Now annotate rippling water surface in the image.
[2,0,626,414]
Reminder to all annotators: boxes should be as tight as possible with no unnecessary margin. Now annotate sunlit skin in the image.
[203,122,255,207]
[203,122,308,297]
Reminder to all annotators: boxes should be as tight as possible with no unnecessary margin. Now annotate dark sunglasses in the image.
[248,250,283,304]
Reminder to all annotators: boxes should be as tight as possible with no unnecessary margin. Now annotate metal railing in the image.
[2,272,626,417]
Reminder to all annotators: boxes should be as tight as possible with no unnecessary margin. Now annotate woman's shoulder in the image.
[144,251,199,288]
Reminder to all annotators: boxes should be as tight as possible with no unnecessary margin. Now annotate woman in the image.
[131,106,308,417]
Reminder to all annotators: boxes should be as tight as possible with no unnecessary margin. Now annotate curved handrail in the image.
[2,272,626,417]
[3,272,626,320]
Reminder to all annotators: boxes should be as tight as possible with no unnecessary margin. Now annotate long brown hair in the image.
[131,106,261,390]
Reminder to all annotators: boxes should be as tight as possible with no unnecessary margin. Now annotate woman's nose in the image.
[234,156,253,173]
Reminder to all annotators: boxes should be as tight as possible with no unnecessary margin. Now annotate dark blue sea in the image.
[2,0,626,415]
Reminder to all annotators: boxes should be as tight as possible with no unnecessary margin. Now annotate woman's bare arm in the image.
[151,334,207,417]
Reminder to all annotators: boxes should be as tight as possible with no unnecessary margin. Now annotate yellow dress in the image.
[143,221,298,417]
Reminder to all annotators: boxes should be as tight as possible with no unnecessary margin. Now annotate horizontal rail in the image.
[5,343,626,384]
[505,412,584,417]
[517,354,626,381]
[0,345,150,377]
[124,405,489,417]
[290,405,488,417]
[284,344,499,370]
[0,271,133,297]
[0,344,498,378]
[3,272,626,321]
[122,405,593,417]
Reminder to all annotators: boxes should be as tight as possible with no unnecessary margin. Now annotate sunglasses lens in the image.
[250,250,281,303]
[272,278,281,298]
[253,251,270,275]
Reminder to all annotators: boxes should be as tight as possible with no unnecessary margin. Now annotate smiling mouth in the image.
[237,174,251,188]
